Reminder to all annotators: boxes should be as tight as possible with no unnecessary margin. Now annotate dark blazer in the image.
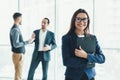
[62,32,105,80]
[32,29,57,61]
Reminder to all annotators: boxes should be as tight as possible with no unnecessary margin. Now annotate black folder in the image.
[77,35,96,53]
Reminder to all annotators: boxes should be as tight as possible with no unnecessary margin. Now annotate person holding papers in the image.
[62,9,105,80]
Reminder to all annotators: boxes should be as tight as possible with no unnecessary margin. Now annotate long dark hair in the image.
[67,8,90,35]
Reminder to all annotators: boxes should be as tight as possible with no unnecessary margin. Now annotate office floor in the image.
[0,46,120,80]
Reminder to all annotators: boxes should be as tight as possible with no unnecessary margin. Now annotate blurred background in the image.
[0,0,120,80]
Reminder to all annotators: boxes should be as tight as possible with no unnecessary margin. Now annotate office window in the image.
[0,0,18,45]
[95,0,120,80]
[20,0,55,40]
[94,0,120,49]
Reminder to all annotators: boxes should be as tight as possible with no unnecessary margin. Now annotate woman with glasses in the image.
[62,9,105,80]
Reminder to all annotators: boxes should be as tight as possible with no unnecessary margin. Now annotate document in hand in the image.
[77,35,96,53]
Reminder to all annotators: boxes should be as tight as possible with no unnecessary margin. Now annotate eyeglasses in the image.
[75,17,88,23]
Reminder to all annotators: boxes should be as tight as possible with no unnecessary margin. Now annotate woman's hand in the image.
[75,47,88,59]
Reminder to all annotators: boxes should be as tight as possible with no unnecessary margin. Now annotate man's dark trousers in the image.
[27,51,49,80]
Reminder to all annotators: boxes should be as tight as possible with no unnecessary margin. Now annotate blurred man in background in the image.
[10,12,35,80]
[27,18,57,80]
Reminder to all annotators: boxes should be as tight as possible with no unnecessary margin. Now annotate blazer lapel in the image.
[71,32,78,48]
[36,29,40,40]
[44,31,49,46]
